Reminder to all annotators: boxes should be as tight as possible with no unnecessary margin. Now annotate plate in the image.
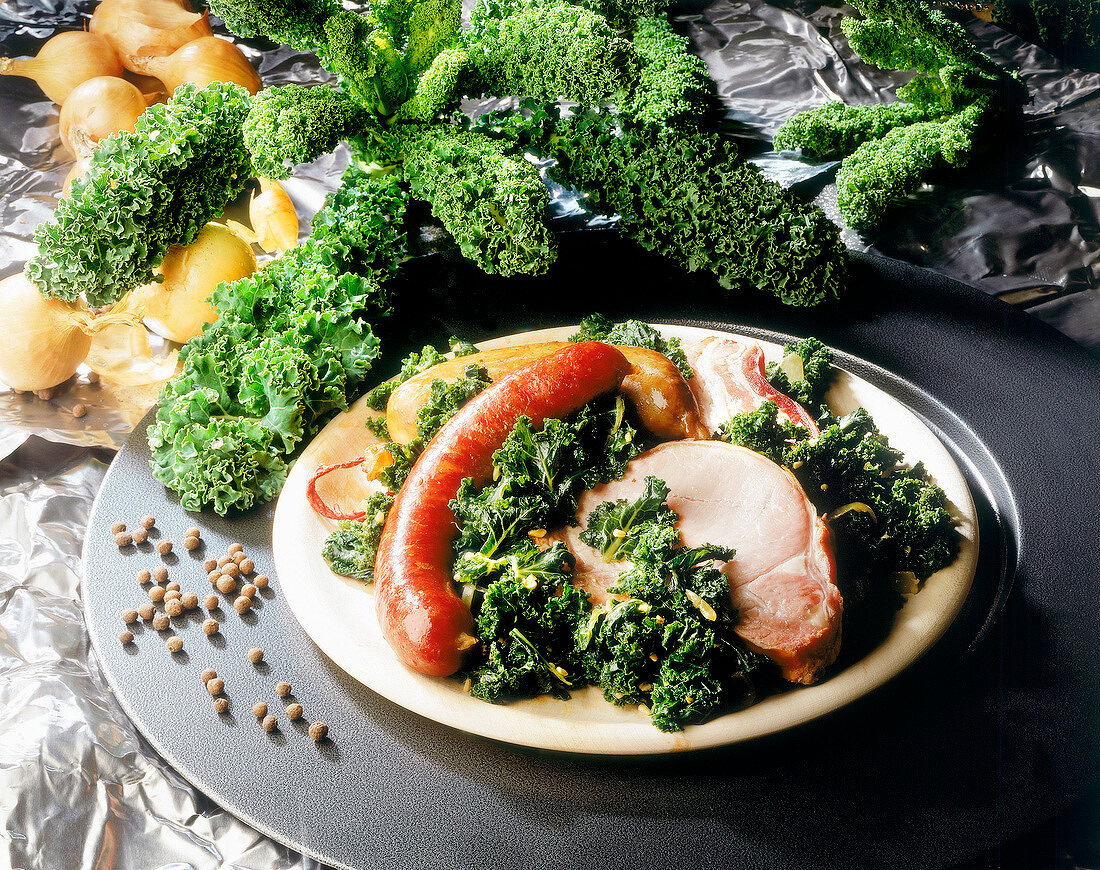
[272,324,979,754]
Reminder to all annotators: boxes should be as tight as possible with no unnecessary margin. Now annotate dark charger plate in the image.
[83,244,1100,870]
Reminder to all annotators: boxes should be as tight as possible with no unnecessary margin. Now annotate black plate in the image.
[83,247,1100,870]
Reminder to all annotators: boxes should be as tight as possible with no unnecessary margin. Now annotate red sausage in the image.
[373,342,632,676]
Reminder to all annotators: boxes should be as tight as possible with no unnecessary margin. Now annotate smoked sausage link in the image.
[373,341,632,676]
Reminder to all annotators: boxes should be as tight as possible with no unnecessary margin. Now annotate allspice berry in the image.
[184,527,200,540]
[201,669,217,683]
[119,631,134,645]
[164,598,183,617]
[204,593,219,610]
[163,589,182,603]
[213,697,230,714]
[276,682,291,698]
[115,532,133,547]
[165,581,181,593]
[147,586,165,603]
[156,539,173,556]
[181,592,199,610]
[221,562,240,579]
[206,677,225,696]
[140,515,156,530]
[240,583,257,599]
[239,558,255,575]
[228,543,244,555]
[262,715,278,732]
[232,596,251,614]
[247,647,264,664]
[285,703,303,721]
[110,521,126,535]
[153,567,168,584]
[308,722,329,741]
[232,551,246,565]
[208,570,221,585]
[131,528,148,544]
[121,609,138,624]
[252,574,269,590]
[202,618,219,636]
[165,636,183,653]
[216,575,237,595]
[203,558,217,572]
[252,702,268,718]
[152,614,170,631]
[183,535,200,551]
[137,569,151,584]
[138,603,155,621]
[72,403,88,419]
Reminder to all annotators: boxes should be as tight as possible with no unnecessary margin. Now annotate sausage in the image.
[385,342,704,445]
[373,342,632,677]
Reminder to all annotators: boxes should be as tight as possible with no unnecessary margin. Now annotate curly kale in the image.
[716,400,808,467]
[321,492,395,581]
[574,0,666,31]
[579,475,676,562]
[994,0,1100,54]
[619,15,715,130]
[773,0,1019,228]
[766,336,834,409]
[27,82,252,307]
[208,0,340,50]
[570,313,692,379]
[403,0,463,72]
[579,488,763,732]
[549,111,846,306]
[463,0,640,104]
[395,125,556,277]
[395,47,470,121]
[147,166,405,515]
[321,10,412,116]
[244,85,367,180]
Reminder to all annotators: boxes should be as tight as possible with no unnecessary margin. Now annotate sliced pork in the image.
[552,440,841,685]
[685,336,820,436]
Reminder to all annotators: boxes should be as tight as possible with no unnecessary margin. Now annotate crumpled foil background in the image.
[0,1,1097,868]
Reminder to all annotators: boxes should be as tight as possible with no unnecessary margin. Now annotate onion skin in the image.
[0,32,123,105]
[126,37,261,96]
[138,223,257,344]
[59,76,149,157]
[0,274,92,391]
[91,0,212,70]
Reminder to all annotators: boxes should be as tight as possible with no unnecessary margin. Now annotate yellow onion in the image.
[126,36,261,96]
[135,223,257,344]
[59,76,153,157]
[0,31,123,104]
[62,154,93,197]
[0,273,95,391]
[91,0,212,70]
[227,178,299,253]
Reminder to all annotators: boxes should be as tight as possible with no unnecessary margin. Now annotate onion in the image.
[227,178,300,253]
[59,76,152,157]
[91,0,212,70]
[136,223,258,344]
[0,31,124,105]
[0,273,95,391]
[125,36,261,96]
[62,154,93,197]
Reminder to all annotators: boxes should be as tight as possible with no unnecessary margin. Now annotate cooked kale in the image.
[716,400,808,467]
[765,336,834,409]
[570,313,693,379]
[578,475,676,562]
[321,492,395,581]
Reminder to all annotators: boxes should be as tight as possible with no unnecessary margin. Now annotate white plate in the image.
[271,325,979,754]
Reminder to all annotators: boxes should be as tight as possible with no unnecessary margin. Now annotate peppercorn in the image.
[138,603,155,621]
[308,722,328,741]
[166,636,183,653]
[119,630,134,645]
[181,592,199,610]
[228,543,243,555]
[253,702,268,718]
[110,521,126,535]
[241,583,257,599]
[221,562,240,579]
[147,586,165,603]
[207,678,224,696]
[202,618,219,636]
[203,558,217,572]
[239,558,255,575]
[164,599,183,617]
[203,593,219,610]
[137,569,151,584]
[140,515,156,529]
[253,574,269,590]
[216,575,237,595]
[232,596,251,614]
[262,715,278,732]
[213,697,229,714]
[165,581,180,592]
[152,614,170,631]
[201,669,217,683]
[247,647,264,664]
[115,532,132,547]
[122,609,138,624]
[131,528,148,544]
[276,682,291,697]
[156,539,172,556]
[152,567,168,583]
[285,703,303,721]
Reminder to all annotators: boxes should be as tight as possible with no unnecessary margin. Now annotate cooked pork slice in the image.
[553,440,841,684]
[685,335,820,436]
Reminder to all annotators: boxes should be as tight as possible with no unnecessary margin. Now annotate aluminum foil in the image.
[0,1,1099,867]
